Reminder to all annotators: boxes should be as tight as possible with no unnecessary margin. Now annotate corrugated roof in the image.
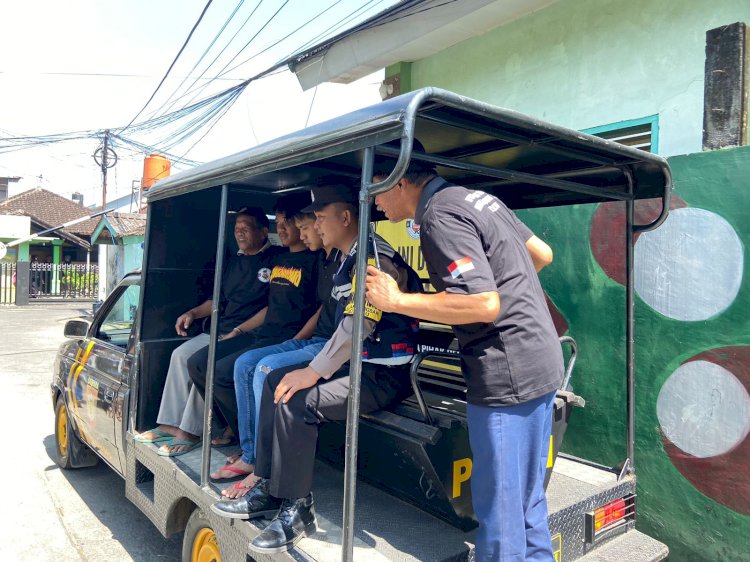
[101,212,146,237]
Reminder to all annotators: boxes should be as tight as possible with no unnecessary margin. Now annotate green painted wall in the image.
[512,147,750,561]
[400,0,750,558]
[409,0,750,157]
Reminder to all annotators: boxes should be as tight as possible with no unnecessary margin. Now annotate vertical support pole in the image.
[52,239,62,294]
[625,198,636,473]
[341,147,374,562]
[14,261,29,306]
[201,185,229,487]
[130,204,153,434]
[102,130,109,208]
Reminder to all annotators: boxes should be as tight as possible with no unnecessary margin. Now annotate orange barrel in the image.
[142,154,171,190]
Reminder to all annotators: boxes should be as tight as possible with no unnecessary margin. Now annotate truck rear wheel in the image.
[54,396,73,469]
[182,509,222,562]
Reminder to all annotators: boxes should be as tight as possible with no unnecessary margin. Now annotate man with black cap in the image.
[210,183,423,554]
[365,142,562,562]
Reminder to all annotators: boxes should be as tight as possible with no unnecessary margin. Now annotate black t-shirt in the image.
[259,249,320,340]
[416,177,563,406]
[216,244,283,334]
[313,249,342,339]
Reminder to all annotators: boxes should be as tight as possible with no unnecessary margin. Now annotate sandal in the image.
[157,440,201,457]
[134,428,175,444]
[220,477,260,499]
[211,428,237,447]
[210,463,253,483]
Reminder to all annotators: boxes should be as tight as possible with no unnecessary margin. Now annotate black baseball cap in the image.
[302,184,357,212]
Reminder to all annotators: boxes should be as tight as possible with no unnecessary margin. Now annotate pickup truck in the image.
[51,87,671,562]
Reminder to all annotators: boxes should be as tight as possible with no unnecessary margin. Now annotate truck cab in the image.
[51,87,671,562]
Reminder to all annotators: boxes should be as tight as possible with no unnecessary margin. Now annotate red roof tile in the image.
[0,188,98,236]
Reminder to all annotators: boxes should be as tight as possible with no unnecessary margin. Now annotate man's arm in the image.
[220,306,268,340]
[293,305,322,340]
[175,300,213,336]
[272,315,377,404]
[365,266,499,324]
[526,235,553,272]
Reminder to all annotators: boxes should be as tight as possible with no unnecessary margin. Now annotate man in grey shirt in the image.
[366,145,562,562]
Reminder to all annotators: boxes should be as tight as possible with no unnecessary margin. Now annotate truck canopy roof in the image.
[146,87,671,210]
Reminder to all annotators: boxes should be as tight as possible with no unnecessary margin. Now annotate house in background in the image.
[0,187,97,265]
[288,1,750,559]
[91,212,146,296]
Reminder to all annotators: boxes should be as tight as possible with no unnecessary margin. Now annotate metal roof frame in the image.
[143,87,672,562]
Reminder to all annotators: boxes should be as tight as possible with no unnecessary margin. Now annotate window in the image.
[97,285,140,348]
[583,115,658,153]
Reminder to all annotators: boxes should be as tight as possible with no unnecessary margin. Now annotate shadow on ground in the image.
[43,434,182,561]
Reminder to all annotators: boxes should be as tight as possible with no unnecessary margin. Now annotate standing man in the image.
[365,145,562,562]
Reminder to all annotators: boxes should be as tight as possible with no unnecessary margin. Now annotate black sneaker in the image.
[249,493,317,554]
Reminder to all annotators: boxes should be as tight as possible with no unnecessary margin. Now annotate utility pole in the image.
[93,129,117,209]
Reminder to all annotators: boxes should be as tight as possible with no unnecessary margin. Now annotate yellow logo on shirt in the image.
[344,258,382,322]
[270,265,302,287]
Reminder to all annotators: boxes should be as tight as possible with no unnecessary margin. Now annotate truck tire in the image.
[182,508,222,562]
[54,396,74,469]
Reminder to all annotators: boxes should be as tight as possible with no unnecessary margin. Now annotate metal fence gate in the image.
[0,262,15,305]
[29,262,99,300]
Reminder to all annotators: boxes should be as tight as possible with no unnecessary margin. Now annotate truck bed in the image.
[127,440,667,561]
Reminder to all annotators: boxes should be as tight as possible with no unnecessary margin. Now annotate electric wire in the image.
[117,0,215,134]
[146,0,250,121]
[173,0,289,112]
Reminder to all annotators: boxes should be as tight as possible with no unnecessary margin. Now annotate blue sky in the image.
[0,0,397,207]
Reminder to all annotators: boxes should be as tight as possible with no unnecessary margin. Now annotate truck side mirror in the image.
[64,319,90,339]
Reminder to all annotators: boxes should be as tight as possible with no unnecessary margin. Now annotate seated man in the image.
[134,206,280,448]
[210,185,423,554]
[211,193,343,494]
[180,194,321,456]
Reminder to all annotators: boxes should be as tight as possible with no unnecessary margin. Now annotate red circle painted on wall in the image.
[589,196,687,286]
[659,346,750,515]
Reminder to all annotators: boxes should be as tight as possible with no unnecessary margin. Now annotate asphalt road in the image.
[0,302,181,561]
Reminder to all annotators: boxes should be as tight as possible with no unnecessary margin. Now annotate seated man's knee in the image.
[172,339,197,362]
[186,350,206,381]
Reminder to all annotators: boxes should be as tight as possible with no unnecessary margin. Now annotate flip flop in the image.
[210,434,238,447]
[220,479,257,499]
[134,428,175,444]
[157,440,201,457]
[210,463,253,483]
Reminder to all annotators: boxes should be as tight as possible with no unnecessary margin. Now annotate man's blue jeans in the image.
[232,337,327,465]
[467,390,556,562]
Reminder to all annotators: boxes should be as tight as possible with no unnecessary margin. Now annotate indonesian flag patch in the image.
[448,256,475,279]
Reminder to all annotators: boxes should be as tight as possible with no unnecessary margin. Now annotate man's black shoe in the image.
[249,494,317,554]
[210,479,281,520]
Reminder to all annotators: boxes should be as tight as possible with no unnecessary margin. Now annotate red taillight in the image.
[594,498,627,530]
[585,495,635,544]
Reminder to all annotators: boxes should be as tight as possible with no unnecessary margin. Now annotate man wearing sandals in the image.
[136,196,320,456]
[182,194,321,456]
[210,185,423,554]
[210,195,342,494]
[133,206,281,451]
